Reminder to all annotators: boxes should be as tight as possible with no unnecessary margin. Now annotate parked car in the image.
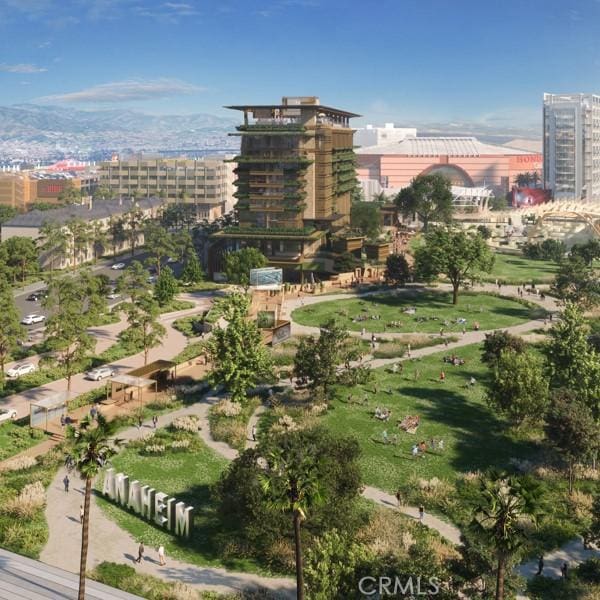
[6,363,36,378]
[85,366,115,381]
[26,290,47,301]
[147,275,157,284]
[0,408,18,424]
[111,262,126,270]
[166,257,177,263]
[21,314,45,325]
[106,290,121,300]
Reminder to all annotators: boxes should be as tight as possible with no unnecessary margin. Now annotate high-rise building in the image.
[99,156,236,220]
[210,96,359,274]
[543,93,600,201]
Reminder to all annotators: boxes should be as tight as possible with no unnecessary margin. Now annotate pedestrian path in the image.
[40,397,295,599]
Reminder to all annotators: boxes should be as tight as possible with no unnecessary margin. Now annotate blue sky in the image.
[0,0,599,132]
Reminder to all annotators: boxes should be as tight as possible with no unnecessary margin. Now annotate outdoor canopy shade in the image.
[30,390,77,432]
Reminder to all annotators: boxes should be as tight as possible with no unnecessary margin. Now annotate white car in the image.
[0,408,17,424]
[111,262,126,270]
[107,290,121,300]
[6,363,36,378]
[147,275,157,283]
[21,314,45,325]
[166,257,177,264]
[85,366,115,381]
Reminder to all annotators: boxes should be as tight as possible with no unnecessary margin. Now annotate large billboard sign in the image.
[512,187,551,207]
[249,267,283,289]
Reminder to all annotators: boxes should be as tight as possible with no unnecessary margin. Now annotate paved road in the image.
[1,293,212,419]
[0,547,143,600]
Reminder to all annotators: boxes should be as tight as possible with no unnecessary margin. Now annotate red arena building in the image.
[355,131,542,198]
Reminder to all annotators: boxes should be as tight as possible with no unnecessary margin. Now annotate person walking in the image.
[158,545,166,566]
[138,415,143,429]
[561,562,568,579]
[440,370,446,383]
[79,504,84,524]
[152,415,158,429]
[536,555,544,576]
[395,490,402,507]
[251,424,257,442]
[135,541,144,563]
[63,474,69,493]
[418,504,425,524]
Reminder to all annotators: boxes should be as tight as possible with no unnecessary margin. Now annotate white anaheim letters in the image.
[102,469,194,538]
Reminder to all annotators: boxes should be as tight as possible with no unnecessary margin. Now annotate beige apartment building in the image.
[99,156,236,219]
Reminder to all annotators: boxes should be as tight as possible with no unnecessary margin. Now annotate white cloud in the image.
[0,63,47,73]
[36,78,204,103]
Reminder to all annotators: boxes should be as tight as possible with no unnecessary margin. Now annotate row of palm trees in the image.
[513,171,542,188]
[39,207,146,270]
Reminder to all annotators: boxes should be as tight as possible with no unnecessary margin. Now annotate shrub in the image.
[213,399,242,417]
[210,420,246,449]
[171,439,191,451]
[171,415,200,433]
[2,455,37,471]
[5,481,46,518]
[143,444,166,455]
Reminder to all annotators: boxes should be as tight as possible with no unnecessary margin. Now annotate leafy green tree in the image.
[39,221,69,270]
[333,251,358,273]
[395,173,454,231]
[154,266,178,306]
[477,225,492,240]
[570,239,600,267]
[545,389,600,493]
[206,293,273,403]
[213,426,364,571]
[79,271,110,324]
[490,195,508,211]
[545,303,600,414]
[350,201,381,239]
[414,227,494,304]
[116,261,151,303]
[57,180,82,204]
[552,255,600,309]
[4,236,38,283]
[65,414,121,600]
[180,250,204,284]
[385,253,411,285]
[470,473,544,600]
[144,221,174,277]
[121,295,166,365]
[481,330,526,366]
[293,319,356,398]
[487,349,548,427]
[0,281,25,386]
[92,186,113,202]
[174,230,194,262]
[259,431,324,600]
[223,247,267,288]
[305,530,370,600]
[43,276,95,390]
[540,238,566,262]
[0,205,17,225]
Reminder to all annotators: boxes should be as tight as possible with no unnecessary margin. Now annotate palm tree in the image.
[91,221,108,263]
[259,434,323,600]
[66,218,92,267]
[471,472,543,600]
[65,414,121,600]
[108,216,127,257]
[39,221,69,270]
[531,171,541,188]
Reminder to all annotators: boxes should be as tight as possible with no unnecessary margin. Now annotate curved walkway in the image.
[41,397,295,598]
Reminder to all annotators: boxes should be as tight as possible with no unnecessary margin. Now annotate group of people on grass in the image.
[411,438,444,458]
[443,354,466,366]
[374,406,392,421]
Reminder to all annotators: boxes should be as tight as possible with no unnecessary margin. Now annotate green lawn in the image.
[322,343,539,493]
[96,428,267,574]
[0,421,46,462]
[486,254,558,284]
[291,291,542,334]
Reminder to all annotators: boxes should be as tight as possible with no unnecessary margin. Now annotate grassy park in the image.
[291,290,544,334]
[485,253,559,284]
[323,343,539,492]
[96,424,268,574]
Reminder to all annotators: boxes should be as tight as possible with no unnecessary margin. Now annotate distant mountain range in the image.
[0,104,240,160]
[0,104,542,161]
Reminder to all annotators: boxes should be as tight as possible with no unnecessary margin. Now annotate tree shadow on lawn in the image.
[398,385,540,474]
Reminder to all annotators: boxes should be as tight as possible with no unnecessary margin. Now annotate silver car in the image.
[6,363,36,378]
[85,366,116,381]
[0,408,18,424]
